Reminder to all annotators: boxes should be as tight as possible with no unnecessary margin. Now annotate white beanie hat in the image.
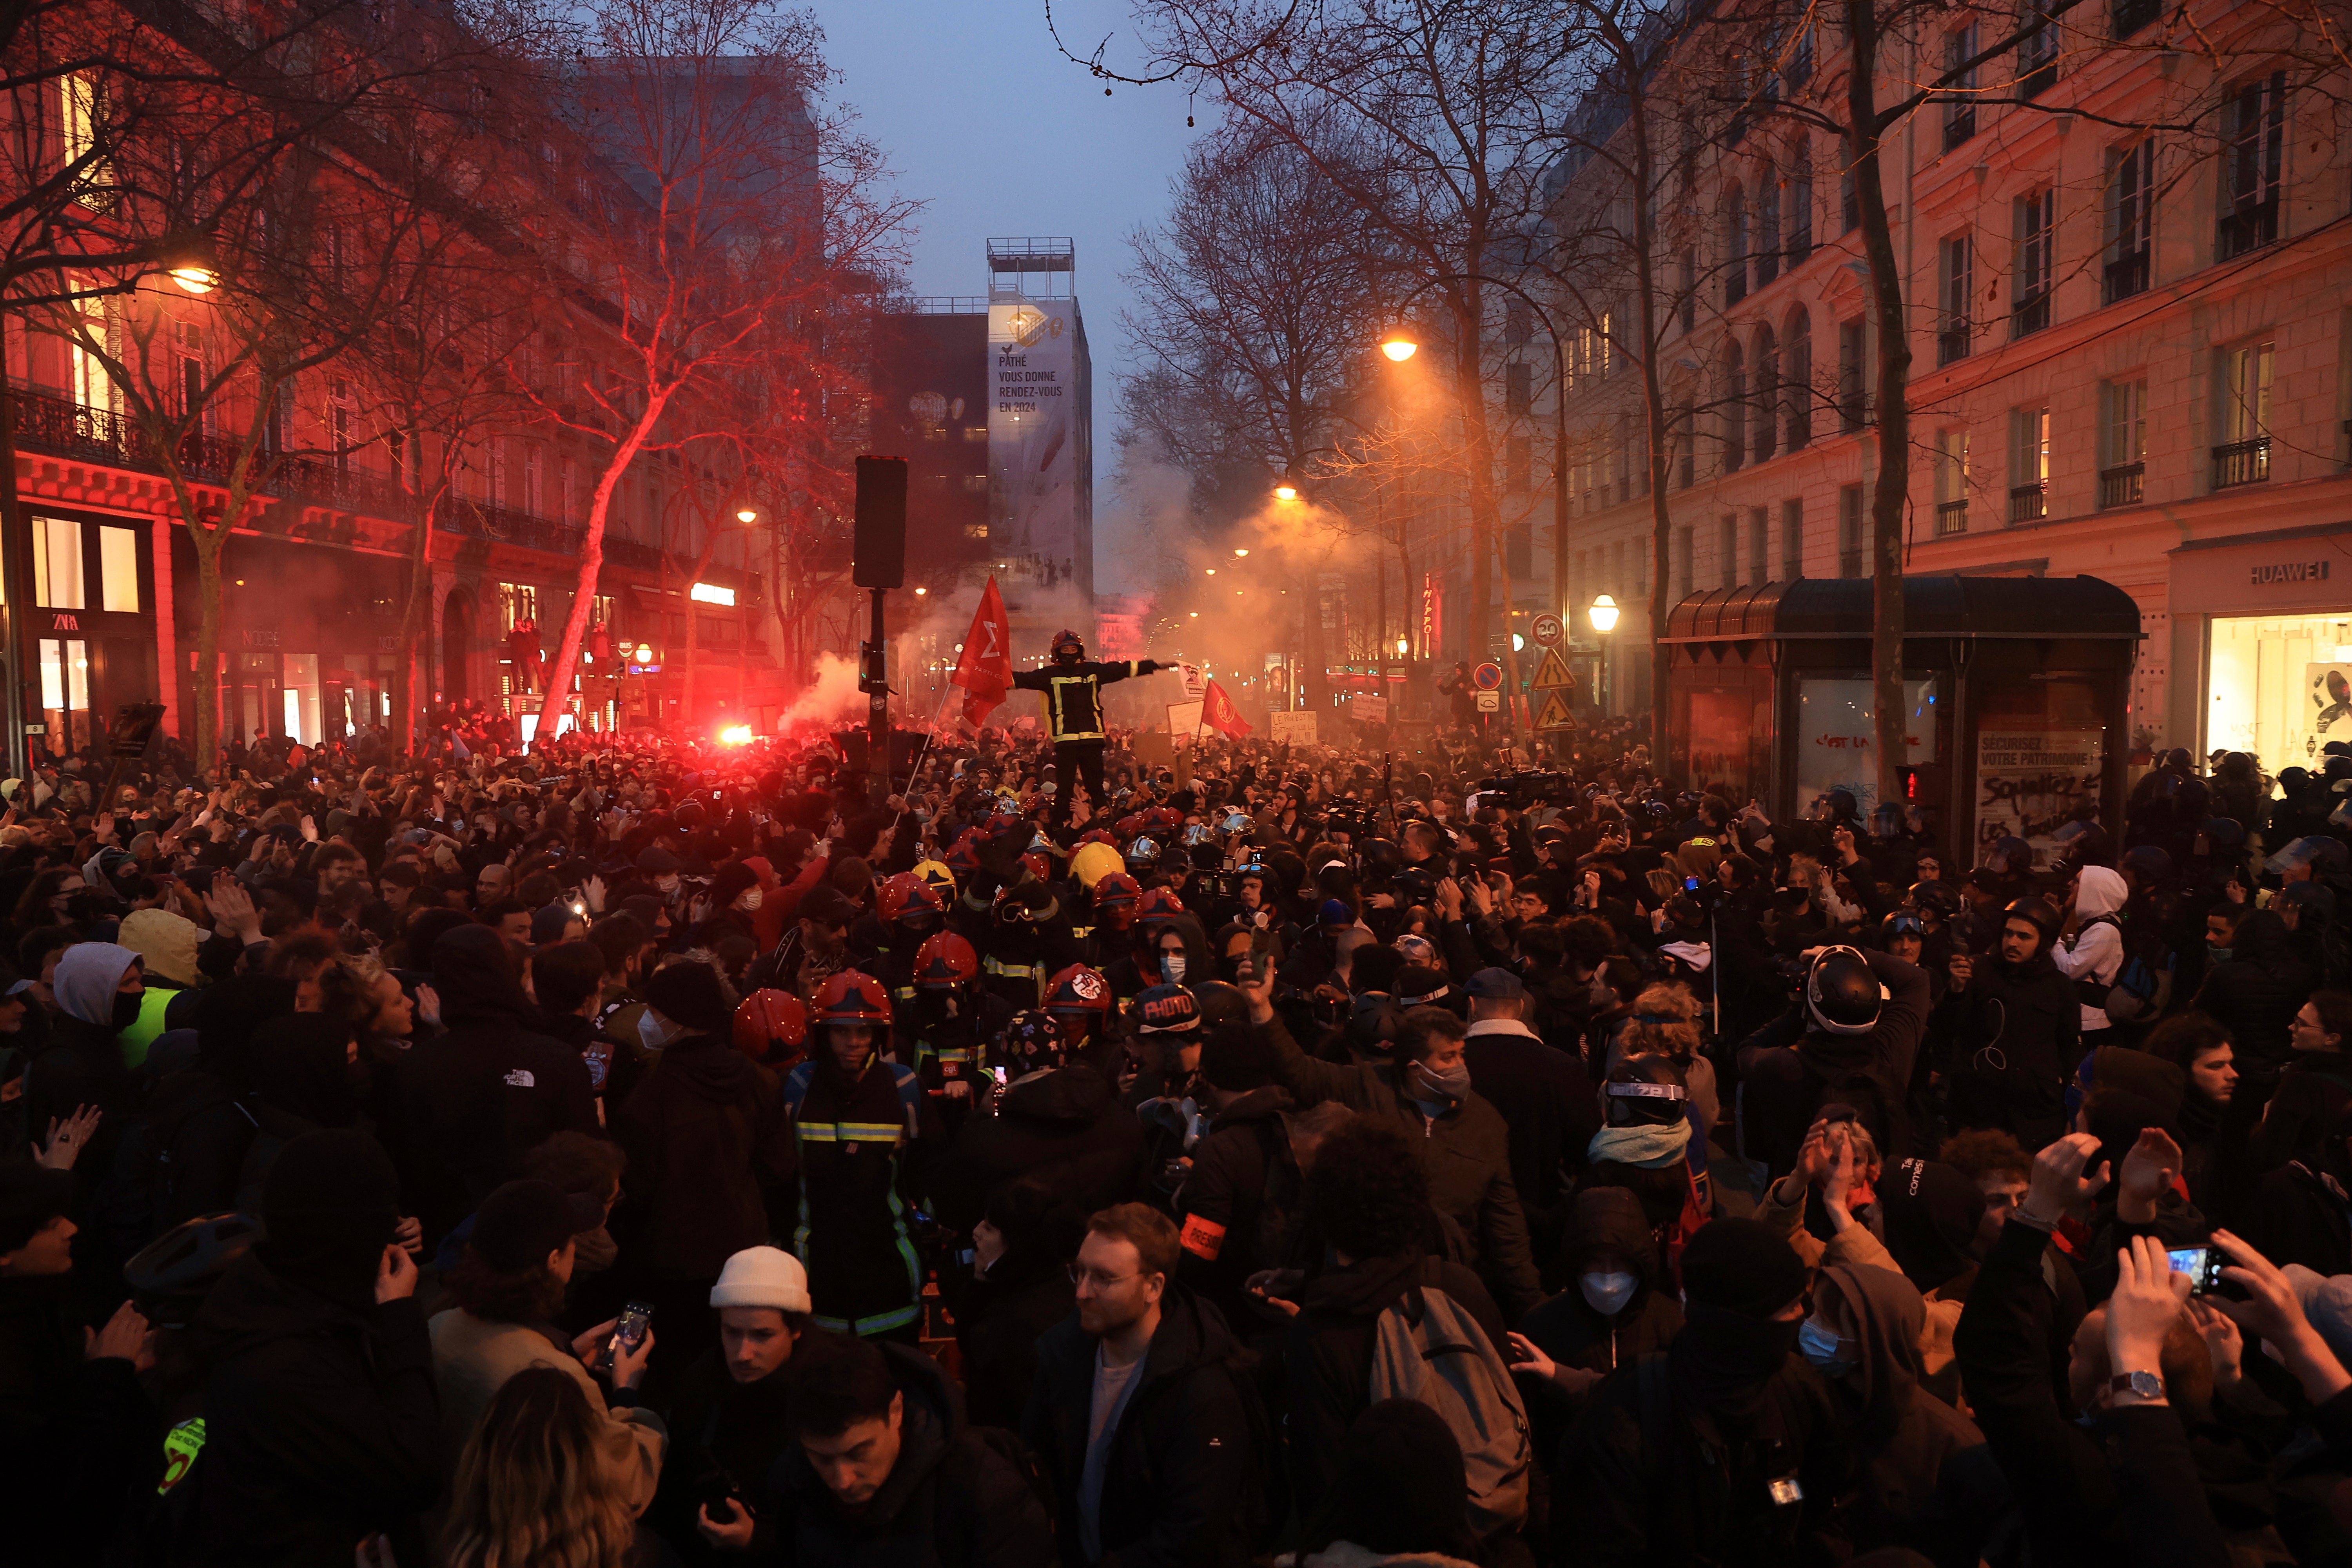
[709,1246,812,1313]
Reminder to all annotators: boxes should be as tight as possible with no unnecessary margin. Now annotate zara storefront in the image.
[2171,525,2352,768]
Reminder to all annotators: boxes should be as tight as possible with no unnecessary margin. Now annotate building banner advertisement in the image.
[989,300,1078,574]
[1975,729,2107,859]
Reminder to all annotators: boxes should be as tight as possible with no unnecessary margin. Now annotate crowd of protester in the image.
[10,708,2352,1567]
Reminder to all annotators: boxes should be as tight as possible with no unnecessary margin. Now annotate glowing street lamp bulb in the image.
[171,266,218,295]
[1204,567,1216,576]
[1273,484,1299,501]
[735,507,759,524]
[914,586,928,595]
[1588,593,1621,633]
[1189,611,1200,619]
[1233,547,1249,558]
[1396,638,1408,655]
[1381,336,1417,362]
[634,643,653,662]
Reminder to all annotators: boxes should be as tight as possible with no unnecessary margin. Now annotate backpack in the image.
[2073,914,2175,1025]
[1368,1277,1530,1539]
[89,1073,256,1259]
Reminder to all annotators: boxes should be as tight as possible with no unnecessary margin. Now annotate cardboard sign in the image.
[1166,701,1203,735]
[1352,694,1390,723]
[1269,711,1318,744]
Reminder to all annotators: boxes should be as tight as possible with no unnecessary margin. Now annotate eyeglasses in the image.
[1067,1263,1143,1290]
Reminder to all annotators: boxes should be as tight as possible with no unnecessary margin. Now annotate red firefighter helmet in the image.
[732,989,808,1067]
[810,969,893,1026]
[1051,628,1086,662]
[1093,873,1142,930]
[1138,886,1188,924]
[878,871,945,924]
[944,832,986,884]
[1021,851,1053,884]
[913,932,980,989]
[1044,963,1113,1023]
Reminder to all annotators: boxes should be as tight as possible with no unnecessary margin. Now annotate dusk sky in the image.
[814,0,1211,582]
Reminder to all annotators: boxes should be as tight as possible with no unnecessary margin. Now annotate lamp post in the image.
[1378,272,1570,709]
[1588,593,1620,716]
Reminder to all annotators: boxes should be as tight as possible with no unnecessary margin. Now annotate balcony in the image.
[2112,0,2158,35]
[2009,483,2047,523]
[1936,499,1969,535]
[2103,248,2149,304]
[2011,291,2051,338]
[1943,107,1976,154]
[2098,461,2145,508]
[2212,437,2270,489]
[2217,198,2278,261]
[1936,322,1971,367]
[2018,52,2058,101]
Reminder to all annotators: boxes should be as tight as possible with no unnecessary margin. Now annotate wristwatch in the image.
[2109,1369,2165,1402]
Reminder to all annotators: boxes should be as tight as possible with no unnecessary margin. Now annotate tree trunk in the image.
[190,526,226,769]
[1850,0,1912,808]
[536,416,659,745]
[391,453,442,757]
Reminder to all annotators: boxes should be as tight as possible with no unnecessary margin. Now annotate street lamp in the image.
[1588,593,1620,633]
[1381,333,1418,363]
[735,506,759,524]
[1233,547,1249,558]
[1273,481,1299,502]
[170,266,218,295]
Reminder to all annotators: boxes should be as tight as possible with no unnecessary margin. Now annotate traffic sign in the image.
[1471,662,1503,691]
[1531,613,1563,648]
[1530,647,1577,691]
[1473,690,1501,711]
[1534,689,1577,730]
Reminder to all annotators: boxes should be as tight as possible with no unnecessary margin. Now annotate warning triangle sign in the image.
[1534,688,1577,729]
[1530,647,1577,690]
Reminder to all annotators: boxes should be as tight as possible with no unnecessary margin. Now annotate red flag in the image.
[1201,679,1252,739]
[952,577,1014,728]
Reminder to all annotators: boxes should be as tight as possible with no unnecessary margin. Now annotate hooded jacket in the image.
[1281,1250,1508,1523]
[1944,942,2080,1147]
[2190,909,2318,1076]
[926,1062,1144,1235]
[613,1027,793,1280]
[769,1338,1054,1568]
[181,1252,443,1565]
[2052,867,2128,1033]
[1257,1013,1544,1320]
[1517,1187,1683,1380]
[1816,1263,1993,1566]
[395,925,596,1241]
[1024,1284,1265,1568]
[24,942,142,1205]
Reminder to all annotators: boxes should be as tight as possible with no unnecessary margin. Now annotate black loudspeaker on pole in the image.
[854,457,908,799]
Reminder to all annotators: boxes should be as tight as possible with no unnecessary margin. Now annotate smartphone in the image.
[2166,1246,2223,1295]
[611,1300,654,1358]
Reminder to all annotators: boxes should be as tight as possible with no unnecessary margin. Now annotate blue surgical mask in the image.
[1579,1270,1638,1317]
[1797,1318,1856,1377]
[1160,952,1187,984]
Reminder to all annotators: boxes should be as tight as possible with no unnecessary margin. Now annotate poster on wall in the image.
[2307,664,2352,753]
[1975,729,2107,861]
[1794,678,1937,817]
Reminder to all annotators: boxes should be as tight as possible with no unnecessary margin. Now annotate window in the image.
[1782,497,1805,579]
[1720,514,1739,588]
[1677,525,1695,597]
[2219,74,2284,259]
[1785,310,1813,448]
[2101,377,2147,506]
[2105,140,2154,303]
[31,516,83,607]
[1757,176,1782,287]
[2009,408,2051,521]
[1938,234,1973,365]
[2018,4,2058,100]
[328,379,353,474]
[1943,26,1979,153]
[1505,362,1532,416]
[1677,400,1696,488]
[2014,190,2053,337]
[1935,428,1971,534]
[1785,23,1814,91]
[1788,154,1813,262]
[1752,327,1779,463]
[1504,303,1532,347]
[2112,0,2158,37]
[174,320,204,424]
[1840,164,1858,235]
[1507,436,1531,494]
[1725,185,1749,305]
[1749,505,1770,584]
[58,73,113,209]
[1724,341,1747,472]
[2215,341,2273,488]
[560,457,576,523]
[1600,310,1615,377]
[1838,317,1867,429]
[1679,250,1697,336]
[1839,484,1866,577]
[99,524,138,612]
[499,581,538,634]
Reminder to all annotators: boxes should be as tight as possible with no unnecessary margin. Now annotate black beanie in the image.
[259,1129,401,1313]
[1877,1158,1986,1291]
[645,961,733,1036]
[1678,1216,1811,1318]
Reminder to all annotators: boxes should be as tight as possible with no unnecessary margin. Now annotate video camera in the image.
[1469,771,1578,811]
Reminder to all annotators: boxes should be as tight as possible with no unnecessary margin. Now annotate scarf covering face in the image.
[1587,1120,1692,1169]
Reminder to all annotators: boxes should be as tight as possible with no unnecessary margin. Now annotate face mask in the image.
[638,1010,681,1052]
[1579,1270,1638,1316]
[1415,1058,1472,1105]
[1160,952,1187,984]
[1797,1318,1857,1376]
[655,875,680,895]
[112,991,144,1031]
[736,889,764,913]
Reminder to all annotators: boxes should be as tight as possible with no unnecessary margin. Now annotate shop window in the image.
[38,637,89,752]
[99,524,138,612]
[283,652,320,744]
[499,582,538,633]
[2209,614,2352,766]
[31,516,83,607]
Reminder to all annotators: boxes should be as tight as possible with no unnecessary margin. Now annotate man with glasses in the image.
[1025,1203,1261,1568]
